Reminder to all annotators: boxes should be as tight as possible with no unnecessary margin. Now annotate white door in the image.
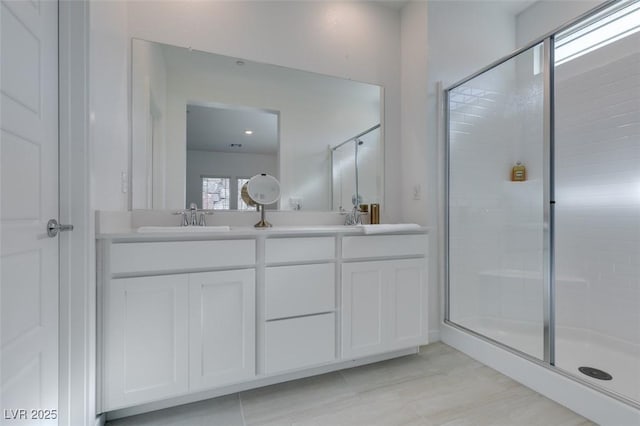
[1,0,59,423]
[189,270,255,390]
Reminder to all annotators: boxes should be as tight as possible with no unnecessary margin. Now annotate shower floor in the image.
[455,316,640,404]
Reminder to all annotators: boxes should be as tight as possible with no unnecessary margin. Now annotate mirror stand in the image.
[254,204,272,228]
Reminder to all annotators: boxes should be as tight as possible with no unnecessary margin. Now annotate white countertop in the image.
[97,224,430,241]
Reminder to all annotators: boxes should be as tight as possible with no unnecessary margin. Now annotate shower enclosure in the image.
[331,124,382,211]
[445,0,640,408]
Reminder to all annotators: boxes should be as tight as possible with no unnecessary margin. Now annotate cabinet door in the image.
[104,275,189,410]
[341,259,427,359]
[388,259,426,350]
[189,269,255,390]
[341,261,387,358]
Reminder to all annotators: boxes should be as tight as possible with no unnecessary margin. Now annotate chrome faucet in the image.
[174,203,213,226]
[189,203,198,226]
[344,205,363,226]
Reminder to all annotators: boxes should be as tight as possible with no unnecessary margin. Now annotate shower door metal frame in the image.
[542,36,555,366]
[442,0,640,410]
[443,36,553,364]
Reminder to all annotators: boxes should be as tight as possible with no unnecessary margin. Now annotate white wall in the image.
[400,1,435,338]
[186,150,278,210]
[90,0,129,211]
[401,1,429,226]
[516,0,604,47]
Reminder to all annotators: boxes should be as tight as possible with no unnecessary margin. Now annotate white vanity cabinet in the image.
[98,228,429,417]
[263,237,337,374]
[341,235,427,359]
[100,239,256,411]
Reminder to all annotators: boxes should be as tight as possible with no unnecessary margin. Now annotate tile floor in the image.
[107,342,594,426]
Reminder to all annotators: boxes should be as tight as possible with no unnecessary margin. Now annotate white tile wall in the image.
[555,35,640,348]
[448,45,545,354]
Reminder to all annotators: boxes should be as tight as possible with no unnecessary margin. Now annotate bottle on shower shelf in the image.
[511,161,527,182]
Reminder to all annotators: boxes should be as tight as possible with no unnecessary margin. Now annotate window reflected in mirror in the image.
[201,177,230,210]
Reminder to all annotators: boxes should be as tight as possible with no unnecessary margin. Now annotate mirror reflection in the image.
[131,38,382,211]
[186,104,278,211]
[331,124,382,212]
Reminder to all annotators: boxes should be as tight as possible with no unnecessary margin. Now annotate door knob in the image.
[47,219,74,237]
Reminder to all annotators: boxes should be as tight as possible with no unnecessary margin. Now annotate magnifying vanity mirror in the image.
[131,38,383,212]
[246,174,281,228]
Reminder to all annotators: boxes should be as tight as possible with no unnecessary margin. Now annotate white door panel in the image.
[389,259,425,348]
[341,262,386,358]
[1,0,59,422]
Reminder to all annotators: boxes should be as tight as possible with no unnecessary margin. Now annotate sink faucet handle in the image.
[198,210,214,226]
[172,210,190,226]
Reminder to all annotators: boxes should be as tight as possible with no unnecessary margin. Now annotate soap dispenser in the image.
[511,161,526,182]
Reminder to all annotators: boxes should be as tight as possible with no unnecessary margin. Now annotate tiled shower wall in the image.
[449,47,545,338]
[555,33,640,348]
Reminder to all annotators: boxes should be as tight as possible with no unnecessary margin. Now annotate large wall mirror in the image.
[131,39,383,211]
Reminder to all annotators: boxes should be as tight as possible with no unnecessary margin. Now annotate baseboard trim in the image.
[105,347,418,421]
[95,414,106,426]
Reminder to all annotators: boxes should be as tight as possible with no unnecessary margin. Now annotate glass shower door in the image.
[554,2,640,402]
[447,43,546,359]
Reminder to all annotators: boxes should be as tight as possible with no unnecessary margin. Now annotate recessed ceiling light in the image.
[244,130,253,135]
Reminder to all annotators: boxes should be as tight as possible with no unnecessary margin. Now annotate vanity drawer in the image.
[265,313,335,374]
[265,237,335,263]
[342,234,426,259]
[265,264,335,320]
[110,240,256,274]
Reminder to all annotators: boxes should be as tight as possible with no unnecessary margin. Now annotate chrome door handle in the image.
[47,219,74,237]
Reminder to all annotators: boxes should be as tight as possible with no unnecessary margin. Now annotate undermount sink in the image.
[270,225,362,232]
[137,226,231,233]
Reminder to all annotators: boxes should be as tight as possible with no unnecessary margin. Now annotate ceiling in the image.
[186,104,279,155]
